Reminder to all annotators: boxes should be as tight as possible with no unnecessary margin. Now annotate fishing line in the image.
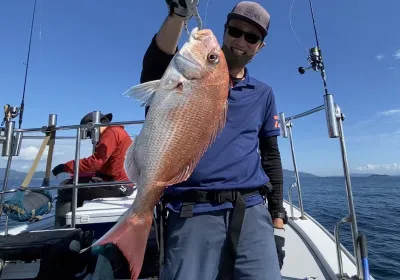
[289,0,308,54]
[39,0,42,42]
[204,0,211,28]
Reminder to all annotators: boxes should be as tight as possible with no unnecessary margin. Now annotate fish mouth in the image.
[190,28,213,41]
[174,52,203,80]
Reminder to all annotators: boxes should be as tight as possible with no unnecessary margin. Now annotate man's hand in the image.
[52,164,66,177]
[274,227,285,270]
[166,0,188,17]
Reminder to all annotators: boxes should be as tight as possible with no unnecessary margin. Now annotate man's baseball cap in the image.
[227,1,271,39]
[80,112,113,125]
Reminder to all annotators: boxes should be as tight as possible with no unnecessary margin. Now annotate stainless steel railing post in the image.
[287,122,305,219]
[71,127,82,228]
[335,105,362,279]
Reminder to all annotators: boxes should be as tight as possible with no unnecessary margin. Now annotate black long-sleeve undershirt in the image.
[259,135,285,214]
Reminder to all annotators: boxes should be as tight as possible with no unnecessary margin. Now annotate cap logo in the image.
[243,8,260,22]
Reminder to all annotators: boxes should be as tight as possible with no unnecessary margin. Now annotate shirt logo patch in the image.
[274,115,280,128]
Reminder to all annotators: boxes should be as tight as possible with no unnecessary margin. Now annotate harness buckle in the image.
[214,190,237,203]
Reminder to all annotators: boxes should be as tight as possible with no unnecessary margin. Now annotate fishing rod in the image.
[295,1,371,279]
[18,0,37,129]
[297,0,328,95]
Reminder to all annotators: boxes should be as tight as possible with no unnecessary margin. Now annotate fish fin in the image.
[164,101,228,186]
[123,80,161,106]
[217,101,228,135]
[164,164,193,186]
[124,140,139,184]
[92,210,154,280]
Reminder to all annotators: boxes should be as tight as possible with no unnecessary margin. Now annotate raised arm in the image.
[140,0,188,84]
[140,1,188,116]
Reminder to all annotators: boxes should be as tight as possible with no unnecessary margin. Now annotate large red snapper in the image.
[90,27,230,280]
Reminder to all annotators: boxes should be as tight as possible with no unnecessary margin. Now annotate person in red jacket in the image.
[52,112,134,228]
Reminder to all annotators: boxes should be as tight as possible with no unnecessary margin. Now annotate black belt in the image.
[162,187,266,280]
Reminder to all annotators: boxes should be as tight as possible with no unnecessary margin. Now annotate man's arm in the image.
[140,14,184,84]
[140,14,185,116]
[258,87,285,228]
[259,136,285,228]
[63,128,118,174]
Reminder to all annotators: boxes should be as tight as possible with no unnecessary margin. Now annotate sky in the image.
[0,0,400,177]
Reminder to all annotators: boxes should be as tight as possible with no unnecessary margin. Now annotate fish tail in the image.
[93,210,154,280]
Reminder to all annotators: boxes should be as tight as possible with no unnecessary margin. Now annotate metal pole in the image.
[324,94,339,138]
[287,123,305,219]
[0,120,15,218]
[48,114,57,127]
[91,111,101,153]
[2,121,15,156]
[288,182,297,220]
[336,106,362,279]
[43,114,57,186]
[16,119,144,133]
[286,104,325,122]
[335,216,350,278]
[0,154,13,217]
[71,128,82,228]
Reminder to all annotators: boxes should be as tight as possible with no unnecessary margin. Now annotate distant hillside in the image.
[1,168,319,181]
[282,169,319,178]
[348,173,391,178]
[0,168,46,180]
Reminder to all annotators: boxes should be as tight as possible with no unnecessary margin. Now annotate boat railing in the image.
[279,95,367,279]
[1,104,369,279]
[0,109,143,232]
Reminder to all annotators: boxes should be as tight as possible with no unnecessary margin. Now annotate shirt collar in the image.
[230,67,255,88]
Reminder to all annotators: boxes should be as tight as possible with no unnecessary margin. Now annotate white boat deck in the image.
[280,201,366,279]
[0,193,374,280]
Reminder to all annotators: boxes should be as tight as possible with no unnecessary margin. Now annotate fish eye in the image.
[207,53,219,64]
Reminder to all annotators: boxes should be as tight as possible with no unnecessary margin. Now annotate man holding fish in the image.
[141,1,285,279]
[90,1,286,279]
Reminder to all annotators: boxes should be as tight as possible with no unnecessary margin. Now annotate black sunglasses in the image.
[226,25,262,44]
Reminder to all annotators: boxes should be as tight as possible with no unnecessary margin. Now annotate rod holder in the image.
[1,121,15,157]
[91,111,101,149]
[324,94,339,138]
[279,112,288,138]
[48,114,57,127]
[11,131,23,156]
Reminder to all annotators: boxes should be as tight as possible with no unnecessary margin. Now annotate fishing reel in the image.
[1,104,20,126]
[298,47,323,75]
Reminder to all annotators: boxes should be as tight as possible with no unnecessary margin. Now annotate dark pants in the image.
[54,178,133,228]
[160,202,282,280]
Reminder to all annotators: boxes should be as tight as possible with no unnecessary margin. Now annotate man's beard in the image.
[221,44,254,69]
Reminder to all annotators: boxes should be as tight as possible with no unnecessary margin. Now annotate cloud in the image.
[0,138,93,172]
[356,163,400,172]
[375,54,385,60]
[379,109,400,117]
[18,145,48,161]
[349,108,400,130]
[393,49,400,59]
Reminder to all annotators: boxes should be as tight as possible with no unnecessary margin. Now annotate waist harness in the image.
[161,186,268,280]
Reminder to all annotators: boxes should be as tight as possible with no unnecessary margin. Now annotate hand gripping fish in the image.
[90,27,230,280]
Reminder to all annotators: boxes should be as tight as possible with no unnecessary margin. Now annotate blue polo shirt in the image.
[164,69,281,214]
